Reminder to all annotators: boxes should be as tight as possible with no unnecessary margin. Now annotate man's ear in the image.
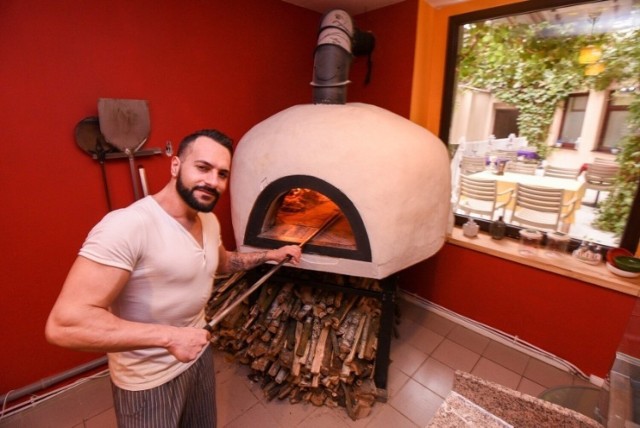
[170,156,180,178]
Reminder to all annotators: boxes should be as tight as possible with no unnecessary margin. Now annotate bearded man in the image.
[46,129,301,427]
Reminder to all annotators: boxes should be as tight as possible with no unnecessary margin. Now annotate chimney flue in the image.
[311,10,354,104]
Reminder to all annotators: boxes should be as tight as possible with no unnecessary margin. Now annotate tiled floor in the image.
[0,296,598,427]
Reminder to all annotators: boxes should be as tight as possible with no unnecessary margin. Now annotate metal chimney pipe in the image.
[311,9,354,104]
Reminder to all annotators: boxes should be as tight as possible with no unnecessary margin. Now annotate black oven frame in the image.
[243,175,372,262]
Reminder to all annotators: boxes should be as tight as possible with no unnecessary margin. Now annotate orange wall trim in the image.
[410,0,525,135]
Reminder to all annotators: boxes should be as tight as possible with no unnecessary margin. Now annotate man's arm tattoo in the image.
[226,251,268,273]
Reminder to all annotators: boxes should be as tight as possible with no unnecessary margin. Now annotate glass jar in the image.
[519,229,543,255]
[462,218,479,238]
[545,231,570,256]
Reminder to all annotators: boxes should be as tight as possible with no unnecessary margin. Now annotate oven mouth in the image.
[243,175,372,261]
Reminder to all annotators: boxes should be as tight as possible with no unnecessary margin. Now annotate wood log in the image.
[295,317,313,357]
[304,317,322,370]
[330,294,358,330]
[310,389,327,406]
[357,313,371,359]
[310,325,330,374]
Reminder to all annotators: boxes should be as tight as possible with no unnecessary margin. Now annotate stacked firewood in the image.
[205,270,385,420]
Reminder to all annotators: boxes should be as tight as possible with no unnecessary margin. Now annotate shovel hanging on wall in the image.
[97,98,151,201]
[74,116,114,211]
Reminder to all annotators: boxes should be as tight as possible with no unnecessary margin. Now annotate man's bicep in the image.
[56,256,131,310]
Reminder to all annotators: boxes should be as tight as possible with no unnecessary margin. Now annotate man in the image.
[45,129,301,427]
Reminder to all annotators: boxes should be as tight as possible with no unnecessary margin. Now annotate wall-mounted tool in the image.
[74,116,115,211]
[98,98,151,201]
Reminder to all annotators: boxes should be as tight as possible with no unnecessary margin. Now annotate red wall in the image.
[0,0,320,393]
[0,0,418,396]
[399,244,637,377]
[1,0,633,395]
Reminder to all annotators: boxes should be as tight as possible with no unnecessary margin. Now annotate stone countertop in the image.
[428,371,604,428]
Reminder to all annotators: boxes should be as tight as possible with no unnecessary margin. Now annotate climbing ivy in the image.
[457,21,639,236]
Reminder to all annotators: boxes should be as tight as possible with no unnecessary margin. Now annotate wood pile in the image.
[205,270,386,420]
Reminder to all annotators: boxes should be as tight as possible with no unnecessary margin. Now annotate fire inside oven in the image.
[243,175,372,261]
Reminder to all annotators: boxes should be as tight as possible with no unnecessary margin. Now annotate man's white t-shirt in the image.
[79,196,220,390]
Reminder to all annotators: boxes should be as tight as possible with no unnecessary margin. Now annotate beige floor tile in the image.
[216,373,260,426]
[385,364,410,399]
[517,377,547,398]
[412,357,455,398]
[84,407,117,428]
[447,325,491,355]
[523,358,574,388]
[397,299,456,337]
[261,398,318,427]
[482,340,530,374]
[396,317,445,355]
[364,404,419,428]
[389,378,444,427]
[417,311,457,337]
[431,338,481,372]
[470,357,521,390]
[224,402,281,428]
[389,340,428,377]
[298,405,351,428]
[396,299,427,324]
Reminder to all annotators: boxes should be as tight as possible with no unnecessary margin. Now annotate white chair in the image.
[543,165,581,179]
[455,176,513,219]
[509,183,577,232]
[505,161,537,175]
[460,155,486,175]
[491,149,518,162]
[584,162,619,205]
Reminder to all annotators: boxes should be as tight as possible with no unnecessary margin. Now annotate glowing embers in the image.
[258,188,356,250]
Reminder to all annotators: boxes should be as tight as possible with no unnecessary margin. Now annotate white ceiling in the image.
[281,0,469,15]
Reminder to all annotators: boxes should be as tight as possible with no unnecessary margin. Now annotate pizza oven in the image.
[229,10,451,280]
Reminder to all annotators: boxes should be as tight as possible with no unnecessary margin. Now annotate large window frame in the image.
[440,0,640,254]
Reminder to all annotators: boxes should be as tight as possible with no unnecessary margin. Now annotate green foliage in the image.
[594,133,640,235]
[458,22,639,236]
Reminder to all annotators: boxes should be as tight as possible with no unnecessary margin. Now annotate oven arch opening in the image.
[243,175,372,261]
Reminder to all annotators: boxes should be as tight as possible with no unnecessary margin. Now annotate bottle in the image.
[462,218,479,238]
[490,216,506,240]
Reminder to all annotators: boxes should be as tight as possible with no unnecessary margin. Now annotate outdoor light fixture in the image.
[579,12,604,67]
[584,61,605,76]
[579,45,603,64]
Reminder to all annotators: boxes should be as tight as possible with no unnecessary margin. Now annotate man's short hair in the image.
[177,129,234,158]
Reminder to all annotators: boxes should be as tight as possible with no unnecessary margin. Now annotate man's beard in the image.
[176,173,220,212]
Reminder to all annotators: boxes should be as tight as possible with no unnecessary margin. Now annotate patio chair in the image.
[460,155,486,175]
[505,161,537,175]
[593,157,618,165]
[455,176,513,219]
[543,165,581,179]
[491,149,518,162]
[584,162,619,205]
[510,183,577,232]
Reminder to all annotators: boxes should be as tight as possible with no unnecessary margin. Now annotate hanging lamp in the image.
[579,45,602,64]
[579,13,603,67]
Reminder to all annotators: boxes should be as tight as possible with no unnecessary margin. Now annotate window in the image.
[598,90,633,153]
[558,94,589,149]
[441,0,640,254]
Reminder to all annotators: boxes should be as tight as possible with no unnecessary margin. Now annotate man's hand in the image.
[165,326,211,363]
[270,245,302,265]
